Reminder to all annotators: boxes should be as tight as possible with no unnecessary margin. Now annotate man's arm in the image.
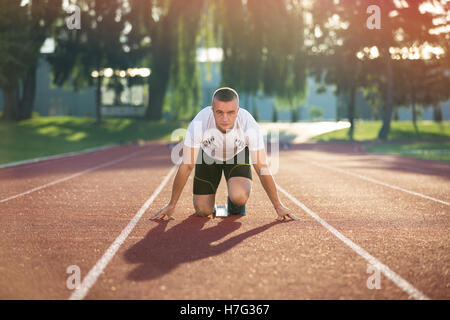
[150,145,200,220]
[251,148,299,221]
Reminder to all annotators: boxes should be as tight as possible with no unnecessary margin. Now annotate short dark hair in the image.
[212,87,239,105]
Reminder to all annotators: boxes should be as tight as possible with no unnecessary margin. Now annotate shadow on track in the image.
[124,215,282,281]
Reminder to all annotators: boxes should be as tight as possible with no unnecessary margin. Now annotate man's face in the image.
[212,98,239,133]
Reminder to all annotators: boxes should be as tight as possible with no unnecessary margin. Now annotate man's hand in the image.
[150,204,176,220]
[275,204,300,221]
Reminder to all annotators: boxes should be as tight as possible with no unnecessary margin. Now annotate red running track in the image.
[0,141,448,299]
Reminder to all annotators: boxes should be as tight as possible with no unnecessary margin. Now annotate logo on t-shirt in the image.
[235,138,245,149]
[202,136,216,150]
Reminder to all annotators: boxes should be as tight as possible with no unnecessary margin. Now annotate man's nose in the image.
[223,114,229,122]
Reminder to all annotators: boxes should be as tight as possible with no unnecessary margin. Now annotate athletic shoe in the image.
[227,196,246,215]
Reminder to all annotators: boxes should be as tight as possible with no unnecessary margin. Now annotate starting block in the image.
[214,204,228,217]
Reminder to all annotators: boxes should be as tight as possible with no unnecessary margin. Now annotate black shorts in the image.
[193,147,252,195]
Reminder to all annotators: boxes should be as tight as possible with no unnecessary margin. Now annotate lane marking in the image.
[0,148,148,204]
[0,144,121,171]
[302,157,450,207]
[277,184,430,300]
[69,163,179,300]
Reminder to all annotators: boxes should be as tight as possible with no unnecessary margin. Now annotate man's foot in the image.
[227,196,246,215]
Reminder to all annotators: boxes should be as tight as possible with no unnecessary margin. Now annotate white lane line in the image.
[0,148,148,204]
[277,184,430,300]
[69,163,179,300]
[303,158,450,207]
[0,143,121,171]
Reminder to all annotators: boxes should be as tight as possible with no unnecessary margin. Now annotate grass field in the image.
[312,120,450,162]
[1,117,449,165]
[364,142,450,162]
[312,120,450,142]
[0,116,187,165]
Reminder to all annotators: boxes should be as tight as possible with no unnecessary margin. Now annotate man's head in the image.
[212,87,239,133]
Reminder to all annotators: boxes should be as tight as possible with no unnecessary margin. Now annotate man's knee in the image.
[227,177,251,207]
[194,196,215,215]
[228,192,249,207]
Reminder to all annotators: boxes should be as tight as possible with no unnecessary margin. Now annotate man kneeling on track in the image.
[151,87,299,221]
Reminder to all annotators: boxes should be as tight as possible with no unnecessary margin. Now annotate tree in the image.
[216,0,308,110]
[370,0,438,140]
[309,0,440,140]
[125,0,206,121]
[0,0,62,121]
[48,0,129,124]
[309,0,369,140]
[309,106,323,121]
[419,2,450,123]
[166,4,204,120]
[424,53,450,123]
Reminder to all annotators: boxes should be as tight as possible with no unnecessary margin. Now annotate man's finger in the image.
[288,213,300,220]
[151,211,164,220]
[150,211,162,220]
[157,213,167,220]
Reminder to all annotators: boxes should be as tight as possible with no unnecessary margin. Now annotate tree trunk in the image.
[145,21,172,121]
[393,108,399,121]
[411,105,418,132]
[347,85,356,140]
[145,52,171,121]
[272,107,278,122]
[146,71,169,121]
[410,87,418,132]
[336,93,345,121]
[18,64,37,120]
[95,76,103,125]
[1,85,20,121]
[378,46,394,141]
[433,103,443,123]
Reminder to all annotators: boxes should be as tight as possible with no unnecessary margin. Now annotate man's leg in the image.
[224,147,252,215]
[193,194,216,217]
[227,176,252,207]
[193,149,222,217]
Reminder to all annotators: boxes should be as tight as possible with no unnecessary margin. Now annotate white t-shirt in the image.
[184,106,265,161]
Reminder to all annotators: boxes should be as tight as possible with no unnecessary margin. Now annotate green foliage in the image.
[364,142,450,162]
[47,0,131,124]
[216,0,308,102]
[0,1,62,121]
[309,106,323,121]
[1,0,448,126]
[309,0,444,139]
[0,3,36,89]
[167,11,203,120]
[0,116,186,164]
[125,0,206,120]
[48,0,128,89]
[313,121,450,142]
